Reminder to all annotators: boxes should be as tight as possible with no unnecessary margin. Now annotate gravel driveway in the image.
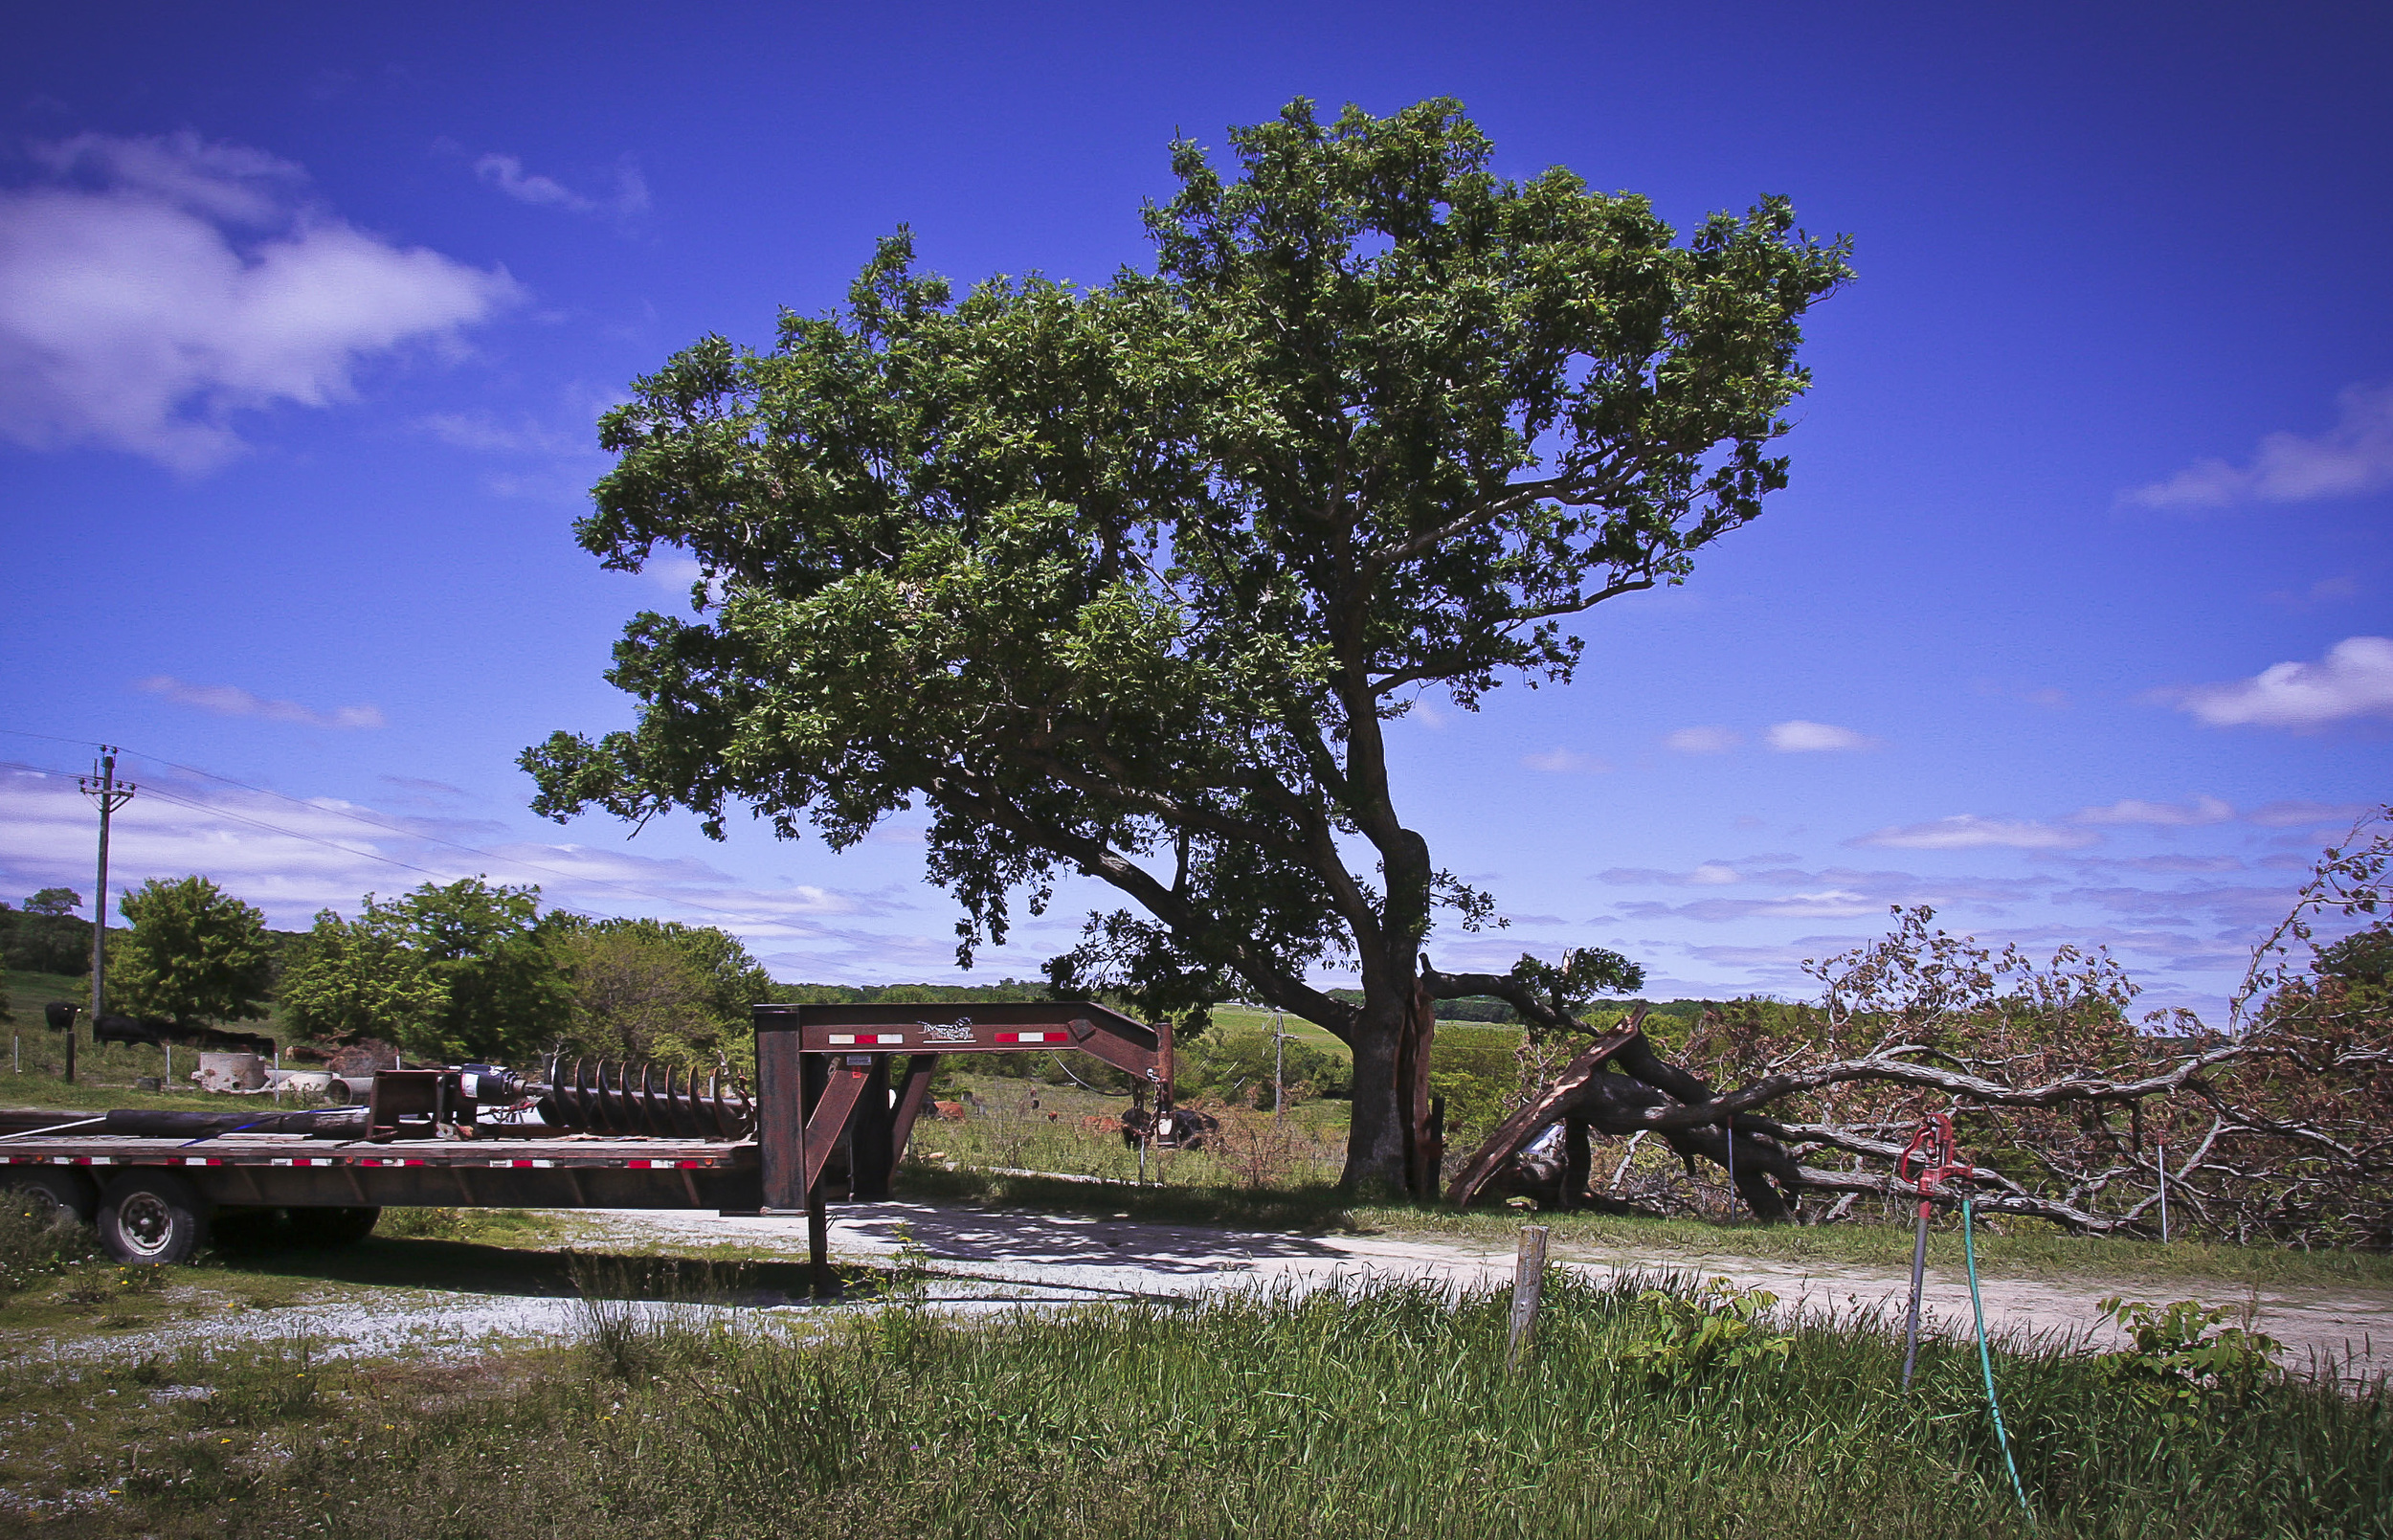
[21,1202,2389,1385]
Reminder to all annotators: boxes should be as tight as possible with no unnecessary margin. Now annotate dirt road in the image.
[590,1202,2392,1380]
[21,1202,2388,1383]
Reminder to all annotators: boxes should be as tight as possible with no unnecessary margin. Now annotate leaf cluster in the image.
[280,878,570,1065]
[111,874,276,1027]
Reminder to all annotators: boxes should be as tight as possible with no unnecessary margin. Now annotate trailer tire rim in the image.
[118,1193,175,1259]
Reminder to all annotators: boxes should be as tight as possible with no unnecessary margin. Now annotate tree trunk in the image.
[1340,984,1413,1190]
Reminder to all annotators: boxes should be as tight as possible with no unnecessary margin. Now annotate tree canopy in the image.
[113,875,275,1027]
[280,878,570,1064]
[549,915,774,1069]
[525,97,1851,1185]
[2,889,93,977]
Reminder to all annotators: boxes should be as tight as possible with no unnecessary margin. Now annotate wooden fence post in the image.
[1508,1224,1550,1371]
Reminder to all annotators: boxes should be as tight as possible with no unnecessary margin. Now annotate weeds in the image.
[2096,1296,2284,1425]
[1620,1274,1796,1383]
[0,1194,101,1296]
[4,1273,2380,1539]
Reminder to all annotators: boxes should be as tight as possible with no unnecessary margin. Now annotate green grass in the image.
[2,966,306,1104]
[1,1273,2382,1538]
[910,1071,1350,1189]
[1206,1002,1355,1062]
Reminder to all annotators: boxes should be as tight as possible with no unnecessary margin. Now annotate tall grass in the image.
[655,1277,2388,1539]
[11,1273,2377,1539]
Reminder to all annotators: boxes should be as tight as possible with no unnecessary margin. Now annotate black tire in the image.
[284,1205,379,1247]
[98,1172,212,1265]
[4,1168,100,1227]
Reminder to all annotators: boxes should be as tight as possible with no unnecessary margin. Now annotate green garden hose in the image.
[1963,1196,2036,1528]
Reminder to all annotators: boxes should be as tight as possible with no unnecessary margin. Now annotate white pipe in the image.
[2158,1140,2170,1243]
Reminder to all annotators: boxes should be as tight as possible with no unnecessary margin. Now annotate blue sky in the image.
[2,2,2385,1016]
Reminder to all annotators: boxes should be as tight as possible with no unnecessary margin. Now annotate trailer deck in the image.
[0,1133,761,1212]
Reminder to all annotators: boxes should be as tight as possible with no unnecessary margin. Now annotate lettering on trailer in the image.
[919,1019,974,1042]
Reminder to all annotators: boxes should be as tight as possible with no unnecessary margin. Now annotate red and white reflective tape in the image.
[494,1158,557,1169]
[626,1158,711,1170]
[175,1157,222,1167]
[995,1030,1068,1044]
[826,1033,906,1045]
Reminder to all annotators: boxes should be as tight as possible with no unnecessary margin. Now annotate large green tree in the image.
[114,876,276,1027]
[549,916,774,1068]
[525,99,1851,1187]
[280,879,570,1063]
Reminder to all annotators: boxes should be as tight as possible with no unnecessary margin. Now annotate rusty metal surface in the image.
[540,1059,755,1140]
[0,1133,753,1169]
[753,1000,1157,1057]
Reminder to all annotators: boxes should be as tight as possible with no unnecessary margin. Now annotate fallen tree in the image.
[1439,806,2392,1245]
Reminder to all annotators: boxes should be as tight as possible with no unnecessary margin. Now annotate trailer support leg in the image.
[808,1177,834,1299]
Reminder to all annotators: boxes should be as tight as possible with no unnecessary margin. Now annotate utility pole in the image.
[77,748,137,1085]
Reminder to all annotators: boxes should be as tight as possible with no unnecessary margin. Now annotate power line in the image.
[0,726,777,926]
[3,758,460,889]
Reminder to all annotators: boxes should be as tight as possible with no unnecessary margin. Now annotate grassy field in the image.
[2,967,302,1106]
[1205,1002,1355,1061]
[1,1256,2383,1539]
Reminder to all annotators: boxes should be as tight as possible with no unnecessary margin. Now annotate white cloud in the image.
[1599,862,1743,886]
[2245,798,2373,829]
[137,675,385,729]
[2071,794,2233,827]
[2159,636,2393,730]
[0,765,903,949]
[0,130,518,472]
[1663,725,1740,753]
[1765,720,1875,752]
[2122,384,2393,509]
[1522,748,1610,773]
[474,153,649,221]
[1848,815,2098,851]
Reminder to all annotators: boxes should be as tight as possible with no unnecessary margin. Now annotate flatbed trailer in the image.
[1,999,1173,1277]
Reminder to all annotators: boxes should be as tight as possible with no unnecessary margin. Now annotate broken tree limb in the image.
[1446,1016,1644,1206]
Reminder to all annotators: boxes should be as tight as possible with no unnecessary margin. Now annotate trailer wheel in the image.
[3,1168,100,1227]
[284,1206,379,1248]
[98,1172,211,1265]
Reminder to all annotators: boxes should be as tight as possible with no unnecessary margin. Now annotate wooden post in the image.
[1508,1224,1550,1371]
